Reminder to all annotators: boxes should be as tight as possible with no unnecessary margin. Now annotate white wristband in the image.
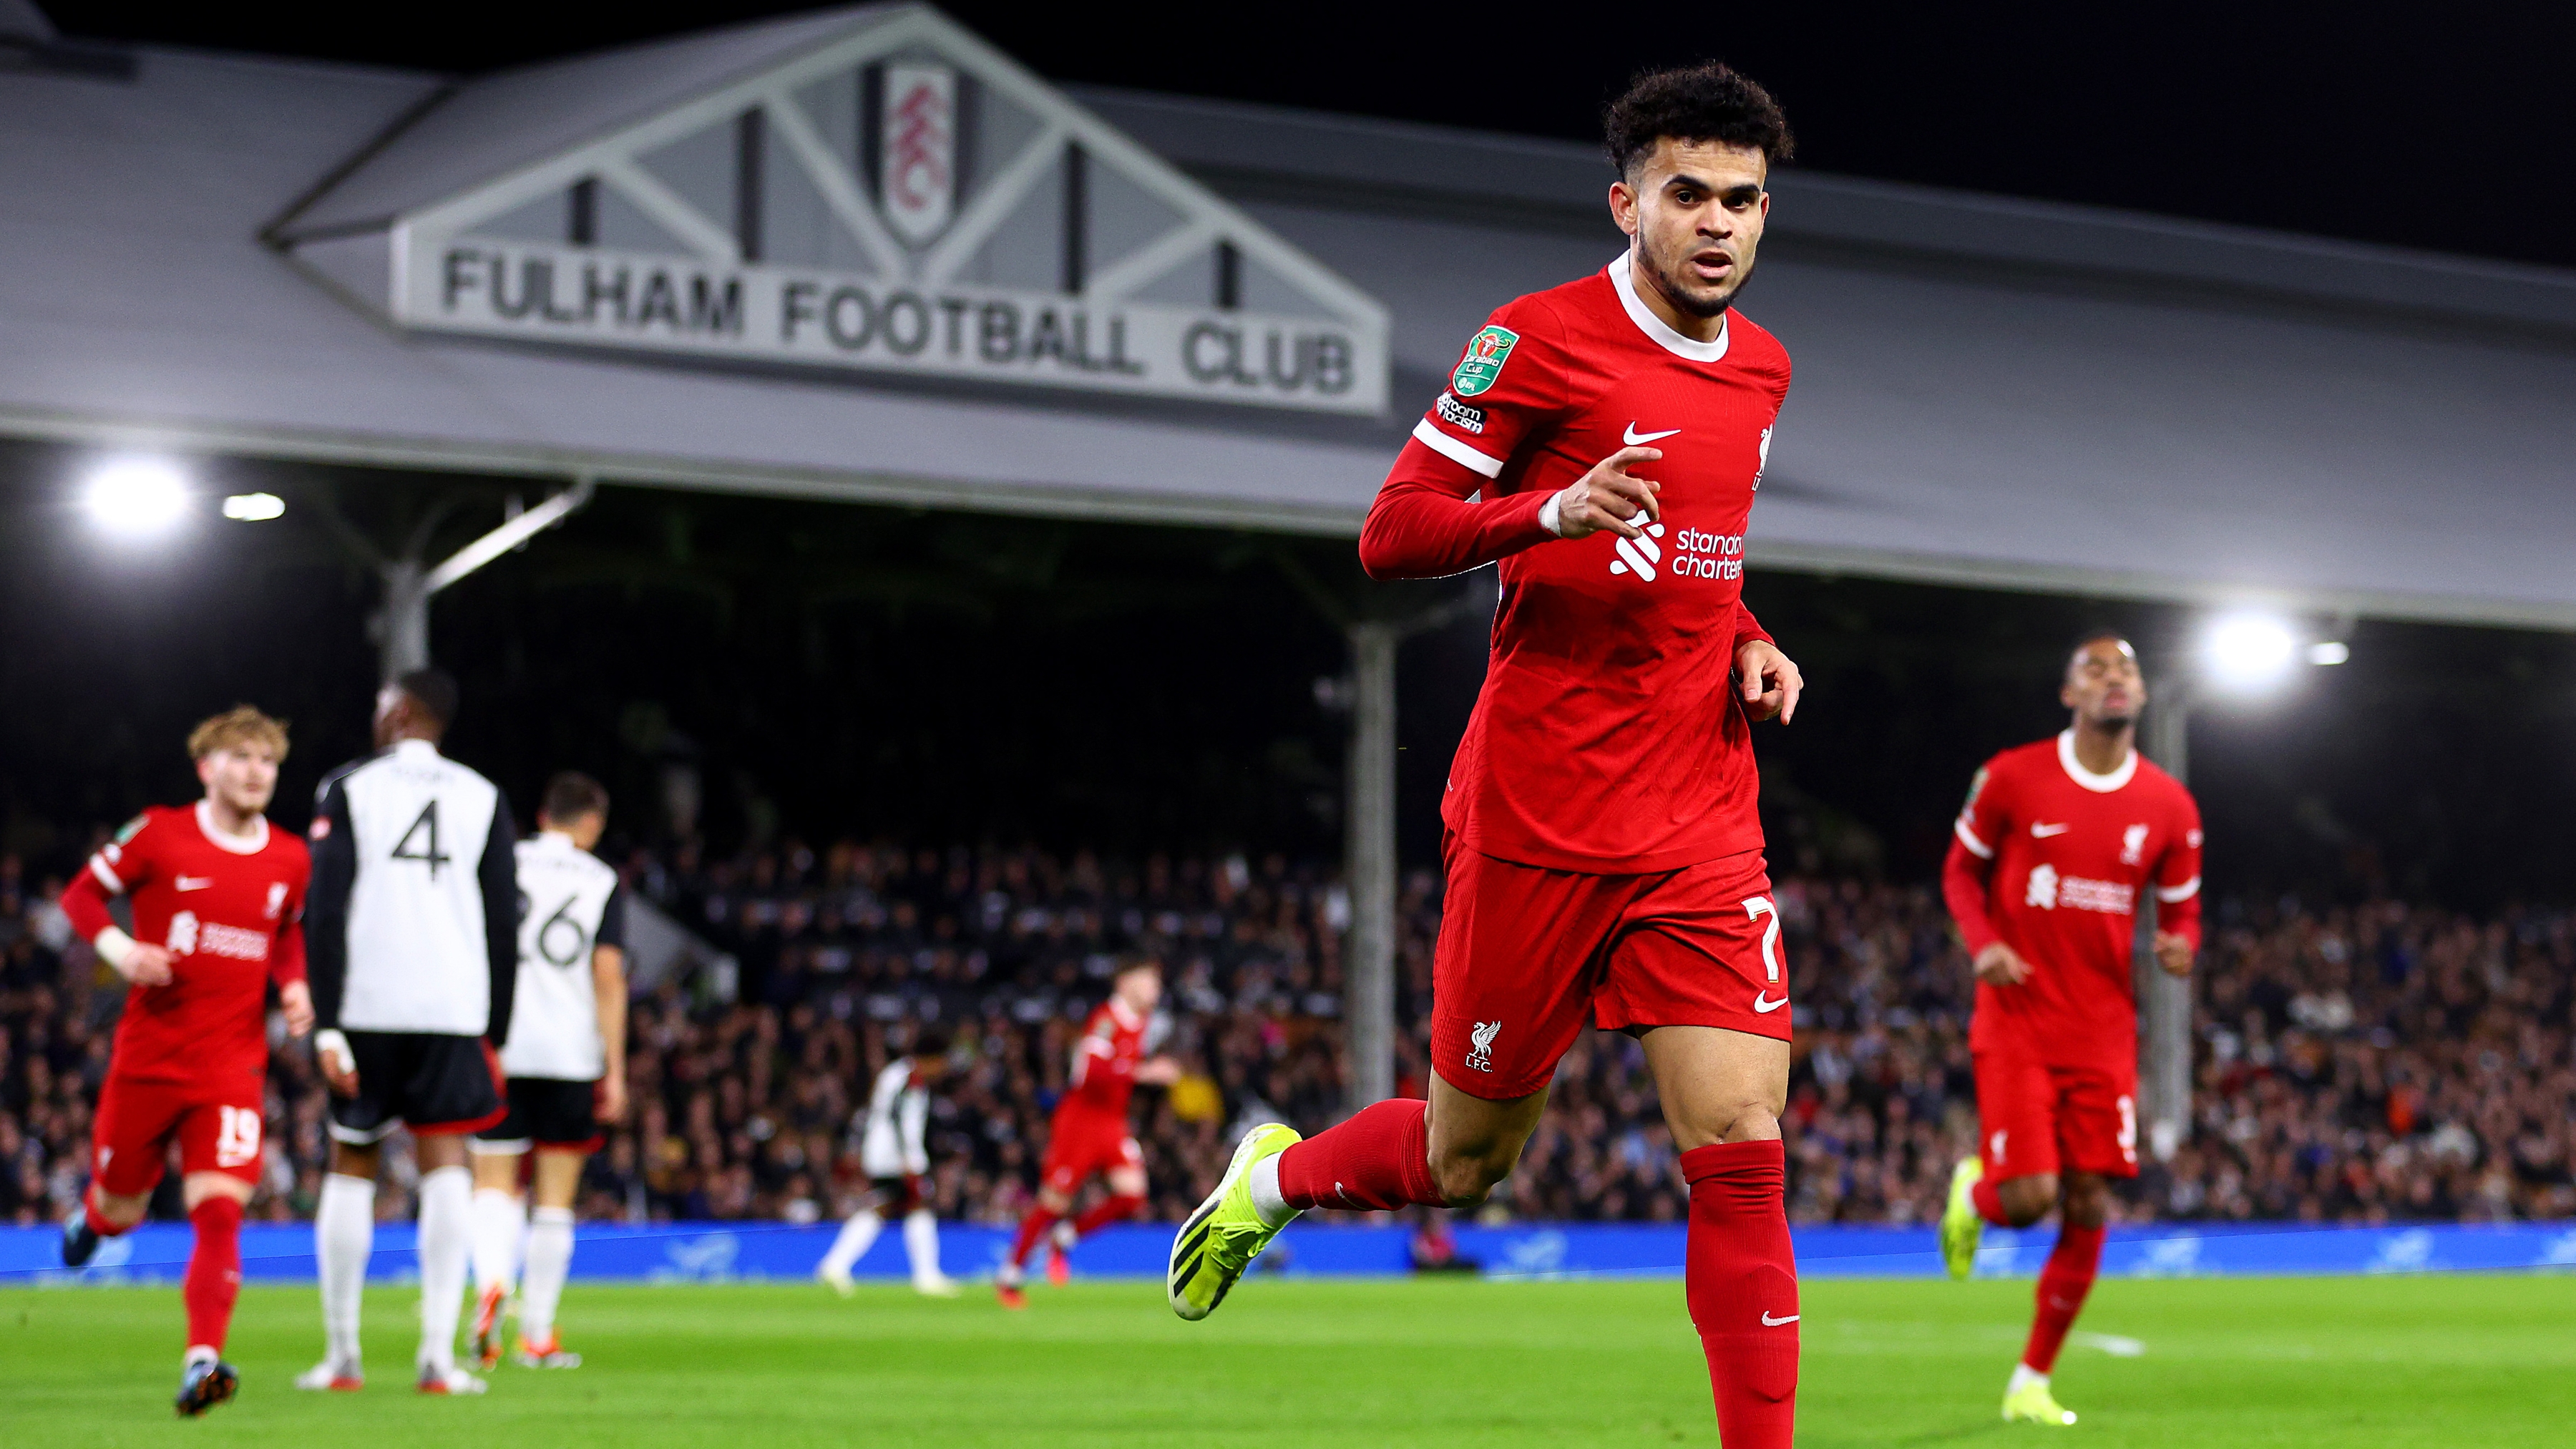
[1538,492,1566,538]
[315,1028,352,1070]
[94,925,136,970]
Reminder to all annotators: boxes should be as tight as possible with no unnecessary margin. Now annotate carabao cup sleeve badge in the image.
[1450,325,1520,397]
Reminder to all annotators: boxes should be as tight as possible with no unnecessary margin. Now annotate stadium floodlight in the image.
[2306,640,2351,665]
[80,456,191,536]
[2201,611,2300,693]
[221,492,286,521]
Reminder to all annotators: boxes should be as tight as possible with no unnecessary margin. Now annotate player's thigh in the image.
[1425,1072,1549,1179]
[530,1147,587,1208]
[172,1085,268,1186]
[1594,852,1794,1049]
[1972,1050,2063,1184]
[1637,1025,1790,1148]
[1429,839,1627,1100]
[180,1171,254,1211]
[90,1075,187,1198]
[2051,1065,2142,1180]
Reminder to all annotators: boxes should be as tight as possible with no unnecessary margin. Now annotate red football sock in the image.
[1007,1205,1060,1269]
[1972,1174,2014,1228]
[84,1185,129,1239]
[184,1196,244,1356]
[2021,1222,2105,1374]
[1069,1193,1144,1240]
[1276,1098,1443,1212]
[1684,1139,1798,1448]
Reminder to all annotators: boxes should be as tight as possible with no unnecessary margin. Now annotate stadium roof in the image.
[3,4,2572,628]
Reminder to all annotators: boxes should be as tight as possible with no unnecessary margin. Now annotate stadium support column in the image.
[1345,621,1400,1110]
[360,477,597,683]
[2138,685,2195,1162]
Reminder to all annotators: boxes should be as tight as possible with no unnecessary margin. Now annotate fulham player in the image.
[468,771,628,1370]
[1000,957,1178,1309]
[58,707,312,1416]
[1938,632,2202,1426]
[815,1026,960,1297]
[1167,64,1807,1445]
[298,669,519,1396]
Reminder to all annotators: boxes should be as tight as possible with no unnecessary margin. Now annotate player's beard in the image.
[1641,233,1753,319]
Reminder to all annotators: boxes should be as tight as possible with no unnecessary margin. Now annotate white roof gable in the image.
[275,4,1387,414]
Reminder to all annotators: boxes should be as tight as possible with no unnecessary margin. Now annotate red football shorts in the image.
[1430,839,1792,1101]
[92,1072,265,1196]
[1040,1103,1142,1195]
[1974,1051,2140,1181]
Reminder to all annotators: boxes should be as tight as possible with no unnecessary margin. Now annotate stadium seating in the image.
[1,841,2570,1229]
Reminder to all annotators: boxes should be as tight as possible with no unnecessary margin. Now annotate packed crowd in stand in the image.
[4,836,2573,1229]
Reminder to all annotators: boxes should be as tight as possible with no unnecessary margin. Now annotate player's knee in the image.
[1714,1102,1781,1144]
[2060,1175,2111,1226]
[1996,1171,2060,1226]
[95,1190,150,1229]
[1428,1141,1517,1209]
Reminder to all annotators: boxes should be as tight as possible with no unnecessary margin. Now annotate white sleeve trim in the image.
[94,924,136,970]
[1410,418,1504,479]
[1538,493,1565,537]
[1953,818,1994,860]
[88,855,125,893]
[2156,876,2202,903]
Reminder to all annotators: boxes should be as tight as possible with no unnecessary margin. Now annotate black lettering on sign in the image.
[583,263,630,326]
[1108,315,1143,375]
[635,271,680,330]
[824,287,874,350]
[442,248,482,311]
[1313,333,1354,394]
[690,276,743,336]
[882,293,930,355]
[1028,308,1068,366]
[489,256,540,320]
[780,280,819,343]
[938,298,970,356]
[539,261,580,323]
[1182,321,1231,383]
[1264,330,1307,390]
[977,302,1019,363]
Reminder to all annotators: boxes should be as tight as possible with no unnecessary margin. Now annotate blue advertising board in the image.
[8,1219,2576,1287]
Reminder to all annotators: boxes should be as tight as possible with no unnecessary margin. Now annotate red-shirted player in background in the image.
[58,706,314,1417]
[1167,64,1808,1445]
[1938,632,2202,1427]
[996,957,1177,1309]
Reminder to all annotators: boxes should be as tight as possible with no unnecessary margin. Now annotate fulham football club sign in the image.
[347,6,1387,415]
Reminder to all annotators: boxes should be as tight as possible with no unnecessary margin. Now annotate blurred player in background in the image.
[297,668,519,1396]
[1939,632,2203,1426]
[815,1025,959,1297]
[58,707,312,1416]
[1166,62,1807,1445]
[467,771,628,1370]
[998,957,1178,1309]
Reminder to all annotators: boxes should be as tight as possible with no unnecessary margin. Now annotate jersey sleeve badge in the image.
[1450,324,1520,396]
[114,813,150,844]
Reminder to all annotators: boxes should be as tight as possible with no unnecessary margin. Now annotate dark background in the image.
[34,1,2576,270]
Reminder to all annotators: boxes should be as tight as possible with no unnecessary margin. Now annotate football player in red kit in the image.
[1167,64,1808,1445]
[997,957,1179,1308]
[58,706,313,1416]
[1938,632,2202,1426]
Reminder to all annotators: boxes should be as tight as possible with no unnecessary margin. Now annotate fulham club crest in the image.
[879,63,958,245]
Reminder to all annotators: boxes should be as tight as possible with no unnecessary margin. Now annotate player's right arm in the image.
[479,792,521,1048]
[59,815,174,987]
[304,775,360,1093]
[1942,759,2029,985]
[592,882,628,1123]
[1360,302,1657,578]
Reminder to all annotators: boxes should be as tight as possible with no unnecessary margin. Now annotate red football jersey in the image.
[59,803,311,1085]
[1942,733,2203,1070]
[1360,250,1789,872]
[1060,997,1149,1120]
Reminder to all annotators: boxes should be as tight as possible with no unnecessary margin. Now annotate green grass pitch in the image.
[6,1273,2573,1445]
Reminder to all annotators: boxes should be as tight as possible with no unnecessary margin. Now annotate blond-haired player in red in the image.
[59,706,313,1416]
[1939,631,2203,1426]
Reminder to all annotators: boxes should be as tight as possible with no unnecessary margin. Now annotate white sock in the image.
[316,1174,376,1367]
[415,1165,472,1375]
[2009,1362,2050,1394]
[903,1209,943,1284]
[1249,1153,1293,1228]
[469,1186,524,1296]
[520,1207,575,1344]
[820,1209,883,1276]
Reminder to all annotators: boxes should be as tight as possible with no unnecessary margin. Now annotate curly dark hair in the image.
[1604,62,1794,180]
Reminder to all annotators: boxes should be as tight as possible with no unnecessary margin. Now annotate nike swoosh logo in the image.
[1753,992,1788,1013]
[2031,824,2071,837]
[175,877,213,891]
[1762,1312,1800,1326]
[1624,423,1681,445]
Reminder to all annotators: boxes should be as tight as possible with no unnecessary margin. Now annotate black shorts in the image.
[869,1175,924,1216]
[474,1077,604,1153]
[327,1031,507,1145]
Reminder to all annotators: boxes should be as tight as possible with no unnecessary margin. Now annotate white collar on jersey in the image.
[2057,729,2140,793]
[1606,248,1732,363]
[391,737,441,758]
[194,799,270,855]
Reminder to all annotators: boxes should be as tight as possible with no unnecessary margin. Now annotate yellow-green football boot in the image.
[1941,1156,1986,1282]
[1168,1123,1302,1321]
[2001,1376,2078,1425]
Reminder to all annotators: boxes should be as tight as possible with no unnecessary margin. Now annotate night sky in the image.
[6,4,2574,911]
[33,1,2576,270]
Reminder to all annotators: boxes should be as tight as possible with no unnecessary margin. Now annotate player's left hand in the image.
[1737,640,1803,723]
[279,980,315,1036]
[1135,1055,1183,1087]
[2153,930,2196,977]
